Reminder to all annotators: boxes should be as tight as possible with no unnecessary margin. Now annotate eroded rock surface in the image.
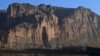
[0,3,100,49]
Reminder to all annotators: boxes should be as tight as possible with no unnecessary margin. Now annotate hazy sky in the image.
[0,0,100,15]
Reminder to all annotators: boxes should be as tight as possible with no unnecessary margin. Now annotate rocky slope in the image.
[0,3,100,50]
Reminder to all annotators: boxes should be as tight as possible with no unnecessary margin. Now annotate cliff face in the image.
[0,3,100,49]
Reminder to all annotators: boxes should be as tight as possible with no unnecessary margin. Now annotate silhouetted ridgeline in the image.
[0,3,100,50]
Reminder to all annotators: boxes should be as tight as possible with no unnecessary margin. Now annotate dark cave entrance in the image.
[42,26,51,48]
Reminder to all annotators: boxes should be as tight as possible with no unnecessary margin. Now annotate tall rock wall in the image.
[0,3,100,50]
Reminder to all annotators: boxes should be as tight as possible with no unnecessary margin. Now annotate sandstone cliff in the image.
[0,3,100,50]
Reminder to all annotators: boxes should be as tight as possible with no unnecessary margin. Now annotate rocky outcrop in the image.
[0,3,100,50]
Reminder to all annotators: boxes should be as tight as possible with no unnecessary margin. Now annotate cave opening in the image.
[42,26,51,48]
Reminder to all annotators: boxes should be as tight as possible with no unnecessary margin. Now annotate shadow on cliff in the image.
[8,14,42,30]
[0,10,7,29]
[42,26,51,48]
[0,10,9,45]
[54,8,75,25]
